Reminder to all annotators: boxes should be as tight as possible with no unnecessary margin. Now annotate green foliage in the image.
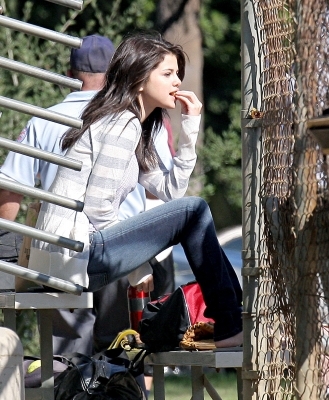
[200,0,242,227]
[0,310,40,356]
[0,2,71,154]
[150,369,238,400]
[201,0,241,132]
[16,310,40,356]
[200,127,241,209]
[0,0,157,143]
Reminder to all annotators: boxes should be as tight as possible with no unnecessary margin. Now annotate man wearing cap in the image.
[0,34,115,206]
[0,34,175,357]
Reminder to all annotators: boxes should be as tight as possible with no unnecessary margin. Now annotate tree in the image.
[154,0,242,229]
[200,0,242,228]
[155,0,204,195]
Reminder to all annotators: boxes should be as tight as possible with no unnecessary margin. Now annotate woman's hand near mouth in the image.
[174,90,202,116]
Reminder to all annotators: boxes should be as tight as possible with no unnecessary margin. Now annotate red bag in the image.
[138,281,213,352]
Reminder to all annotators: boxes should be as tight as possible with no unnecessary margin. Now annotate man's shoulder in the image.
[48,91,96,112]
[27,91,97,129]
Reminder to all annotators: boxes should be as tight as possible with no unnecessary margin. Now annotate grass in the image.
[148,368,238,400]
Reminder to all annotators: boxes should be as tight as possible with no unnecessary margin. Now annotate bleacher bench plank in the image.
[145,348,243,400]
[1,291,93,400]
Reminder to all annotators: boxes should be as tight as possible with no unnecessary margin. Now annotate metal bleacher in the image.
[0,1,93,399]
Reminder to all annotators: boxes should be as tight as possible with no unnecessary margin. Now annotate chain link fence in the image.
[244,0,329,398]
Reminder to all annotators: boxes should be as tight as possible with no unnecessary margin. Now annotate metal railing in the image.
[46,0,83,10]
[0,260,83,295]
[0,56,82,91]
[0,0,86,296]
[0,15,82,47]
[0,137,82,170]
[0,178,84,212]
[0,97,83,128]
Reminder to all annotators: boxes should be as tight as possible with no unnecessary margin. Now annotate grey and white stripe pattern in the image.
[29,111,201,287]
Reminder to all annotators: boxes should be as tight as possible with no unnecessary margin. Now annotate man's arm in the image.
[0,190,23,221]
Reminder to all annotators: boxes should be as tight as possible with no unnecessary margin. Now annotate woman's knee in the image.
[185,196,209,213]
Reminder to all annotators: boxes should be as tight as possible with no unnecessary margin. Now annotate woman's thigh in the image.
[87,196,205,284]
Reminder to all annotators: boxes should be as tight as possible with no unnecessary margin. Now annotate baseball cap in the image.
[70,34,115,73]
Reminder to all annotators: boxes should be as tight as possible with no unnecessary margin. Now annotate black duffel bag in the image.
[54,348,147,400]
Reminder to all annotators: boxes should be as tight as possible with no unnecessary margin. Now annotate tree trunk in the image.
[156,0,204,195]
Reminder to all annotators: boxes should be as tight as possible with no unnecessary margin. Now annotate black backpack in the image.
[138,281,213,352]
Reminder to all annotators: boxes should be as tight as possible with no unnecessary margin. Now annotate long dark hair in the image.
[62,31,186,172]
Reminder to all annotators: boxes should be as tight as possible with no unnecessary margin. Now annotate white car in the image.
[173,225,243,288]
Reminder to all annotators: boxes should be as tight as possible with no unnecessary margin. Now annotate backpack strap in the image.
[129,348,150,373]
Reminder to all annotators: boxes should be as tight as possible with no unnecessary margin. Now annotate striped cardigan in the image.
[29,111,201,288]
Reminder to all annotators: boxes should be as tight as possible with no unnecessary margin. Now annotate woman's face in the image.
[139,53,182,118]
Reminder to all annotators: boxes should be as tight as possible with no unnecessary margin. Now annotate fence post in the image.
[241,0,263,398]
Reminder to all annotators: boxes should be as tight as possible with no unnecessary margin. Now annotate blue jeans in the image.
[88,196,242,341]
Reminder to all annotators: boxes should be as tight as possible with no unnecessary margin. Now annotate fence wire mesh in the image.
[250,0,329,398]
